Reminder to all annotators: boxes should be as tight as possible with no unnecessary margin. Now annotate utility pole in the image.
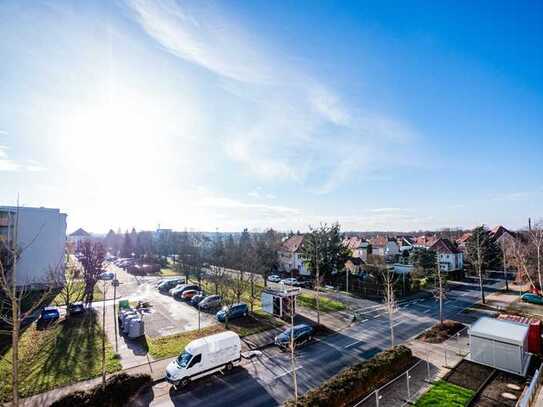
[101,279,107,387]
[501,241,509,292]
[290,295,298,403]
[315,234,320,326]
[113,278,119,353]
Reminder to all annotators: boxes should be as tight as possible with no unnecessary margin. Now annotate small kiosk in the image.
[261,287,301,320]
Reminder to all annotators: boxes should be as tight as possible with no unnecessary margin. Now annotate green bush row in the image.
[51,373,152,407]
[284,345,413,407]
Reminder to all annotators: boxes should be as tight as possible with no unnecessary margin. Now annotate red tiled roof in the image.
[369,235,388,248]
[280,235,304,253]
[456,232,472,244]
[429,238,461,254]
[343,236,365,250]
[415,235,437,247]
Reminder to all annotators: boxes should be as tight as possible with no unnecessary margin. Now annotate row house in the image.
[369,236,400,257]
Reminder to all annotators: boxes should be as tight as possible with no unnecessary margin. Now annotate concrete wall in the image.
[1,206,67,286]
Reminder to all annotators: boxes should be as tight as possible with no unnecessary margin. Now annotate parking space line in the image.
[344,340,362,349]
[274,366,303,379]
[423,309,431,314]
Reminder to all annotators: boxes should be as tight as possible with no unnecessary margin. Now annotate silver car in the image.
[199,295,223,311]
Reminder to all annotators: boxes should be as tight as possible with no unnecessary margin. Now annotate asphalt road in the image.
[134,282,486,407]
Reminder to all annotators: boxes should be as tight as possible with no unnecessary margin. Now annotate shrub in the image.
[285,345,413,407]
[51,373,152,407]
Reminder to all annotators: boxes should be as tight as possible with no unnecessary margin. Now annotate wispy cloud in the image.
[124,0,418,193]
[0,145,19,171]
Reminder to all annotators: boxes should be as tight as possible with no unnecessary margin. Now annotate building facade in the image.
[278,234,309,276]
[0,206,67,286]
[429,238,464,272]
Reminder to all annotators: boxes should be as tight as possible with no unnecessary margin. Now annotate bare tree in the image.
[0,207,63,406]
[528,220,543,292]
[380,267,398,346]
[288,295,298,403]
[509,237,536,291]
[57,258,84,307]
[433,255,447,325]
[79,240,106,306]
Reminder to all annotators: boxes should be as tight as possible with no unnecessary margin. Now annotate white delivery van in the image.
[165,331,242,388]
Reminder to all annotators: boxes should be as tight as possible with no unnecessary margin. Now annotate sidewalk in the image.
[20,357,173,407]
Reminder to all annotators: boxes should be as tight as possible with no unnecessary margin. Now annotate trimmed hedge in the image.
[51,373,152,407]
[284,345,413,407]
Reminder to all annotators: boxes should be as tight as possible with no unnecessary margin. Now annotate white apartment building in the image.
[0,206,67,287]
[429,238,464,272]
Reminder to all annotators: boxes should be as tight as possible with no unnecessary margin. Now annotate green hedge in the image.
[284,345,413,407]
[51,373,152,407]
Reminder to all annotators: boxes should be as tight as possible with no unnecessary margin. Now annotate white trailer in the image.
[469,317,531,376]
[165,331,241,388]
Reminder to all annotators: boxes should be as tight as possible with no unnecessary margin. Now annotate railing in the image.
[518,363,543,407]
[352,326,471,407]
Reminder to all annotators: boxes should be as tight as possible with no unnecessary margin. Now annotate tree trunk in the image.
[102,282,107,387]
[537,247,542,294]
[479,266,486,304]
[11,297,19,406]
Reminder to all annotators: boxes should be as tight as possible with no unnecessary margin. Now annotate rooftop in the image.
[470,317,528,346]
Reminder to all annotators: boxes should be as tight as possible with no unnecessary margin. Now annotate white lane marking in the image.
[274,366,303,379]
[423,309,431,314]
[359,319,368,323]
[345,340,362,349]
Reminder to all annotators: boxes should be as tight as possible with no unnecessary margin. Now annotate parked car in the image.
[99,271,115,281]
[37,306,60,328]
[274,324,314,350]
[216,303,249,322]
[169,284,188,296]
[166,331,241,389]
[172,285,201,300]
[191,294,206,306]
[67,302,85,316]
[199,295,222,311]
[267,274,281,283]
[521,293,543,305]
[158,278,186,293]
[181,289,200,301]
[280,277,301,286]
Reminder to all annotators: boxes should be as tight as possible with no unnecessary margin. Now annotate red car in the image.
[181,289,200,301]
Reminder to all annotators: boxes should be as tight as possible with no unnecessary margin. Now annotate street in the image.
[135,282,486,406]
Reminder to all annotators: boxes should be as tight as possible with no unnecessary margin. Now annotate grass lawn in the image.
[297,293,346,312]
[52,281,104,306]
[415,380,475,407]
[147,311,285,359]
[147,325,226,359]
[159,267,182,277]
[0,311,121,402]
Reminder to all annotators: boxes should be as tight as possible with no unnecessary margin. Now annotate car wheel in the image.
[225,362,234,371]
[243,312,248,317]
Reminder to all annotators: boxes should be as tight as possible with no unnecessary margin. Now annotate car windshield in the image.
[177,351,192,368]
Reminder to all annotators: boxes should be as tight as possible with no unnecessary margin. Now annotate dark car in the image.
[67,302,85,316]
[37,306,60,328]
[199,295,222,311]
[274,324,314,350]
[190,294,206,306]
[172,284,200,300]
[216,303,248,322]
[158,278,185,293]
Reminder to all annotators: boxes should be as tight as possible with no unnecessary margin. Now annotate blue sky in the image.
[1,0,542,233]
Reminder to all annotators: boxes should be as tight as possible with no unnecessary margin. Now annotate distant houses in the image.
[429,237,464,272]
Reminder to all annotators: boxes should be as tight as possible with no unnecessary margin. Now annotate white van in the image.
[165,331,241,388]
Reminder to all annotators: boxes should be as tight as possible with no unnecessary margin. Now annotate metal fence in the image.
[352,326,471,407]
[518,363,543,407]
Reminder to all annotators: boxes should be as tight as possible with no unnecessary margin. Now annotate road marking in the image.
[274,366,303,379]
[423,309,431,314]
[345,340,362,349]
[359,318,368,323]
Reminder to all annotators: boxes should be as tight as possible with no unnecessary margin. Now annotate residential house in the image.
[490,225,516,246]
[369,236,400,257]
[278,234,309,276]
[345,257,365,275]
[342,236,370,260]
[0,206,67,287]
[429,238,464,272]
[456,232,472,252]
[397,236,416,253]
[414,235,438,249]
[68,228,91,245]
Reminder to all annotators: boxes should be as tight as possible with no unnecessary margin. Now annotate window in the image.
[188,354,202,368]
